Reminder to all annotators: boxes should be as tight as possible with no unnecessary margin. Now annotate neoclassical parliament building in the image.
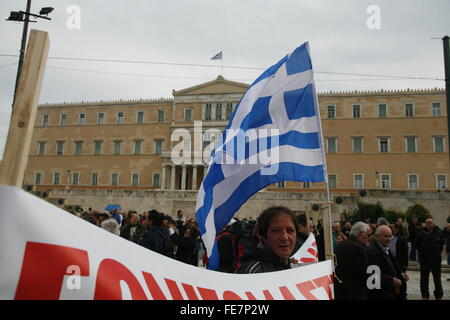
[21,76,450,223]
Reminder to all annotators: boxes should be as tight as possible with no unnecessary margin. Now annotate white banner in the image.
[0,186,333,300]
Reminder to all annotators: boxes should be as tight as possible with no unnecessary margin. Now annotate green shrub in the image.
[405,204,431,223]
[348,202,385,224]
[385,210,405,224]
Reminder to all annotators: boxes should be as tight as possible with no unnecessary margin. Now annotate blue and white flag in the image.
[211,51,223,60]
[196,42,327,270]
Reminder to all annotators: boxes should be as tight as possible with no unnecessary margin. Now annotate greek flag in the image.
[196,42,327,270]
[211,51,223,60]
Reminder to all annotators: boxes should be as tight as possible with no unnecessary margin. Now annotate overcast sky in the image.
[0,0,449,159]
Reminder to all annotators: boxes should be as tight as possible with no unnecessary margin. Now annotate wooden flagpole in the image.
[0,30,49,187]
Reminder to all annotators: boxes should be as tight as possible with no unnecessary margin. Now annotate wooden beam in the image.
[0,30,49,187]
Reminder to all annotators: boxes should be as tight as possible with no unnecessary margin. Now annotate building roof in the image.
[172,75,249,96]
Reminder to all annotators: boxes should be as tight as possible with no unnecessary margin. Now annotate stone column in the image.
[161,165,166,190]
[192,165,198,190]
[170,165,176,190]
[181,165,187,190]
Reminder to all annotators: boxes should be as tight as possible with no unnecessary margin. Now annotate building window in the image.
[205,104,212,120]
[42,114,49,126]
[381,174,390,189]
[56,141,65,155]
[379,137,389,153]
[94,140,102,155]
[60,113,67,126]
[277,181,285,188]
[153,173,161,188]
[97,112,105,125]
[78,113,86,125]
[302,182,311,189]
[157,110,165,122]
[433,136,444,153]
[378,104,387,118]
[91,173,99,186]
[111,173,119,186]
[116,112,124,124]
[113,140,122,155]
[408,174,418,190]
[34,172,42,185]
[136,111,144,123]
[215,103,223,120]
[75,141,83,155]
[354,174,364,189]
[327,138,337,153]
[154,139,163,155]
[405,103,414,117]
[405,137,417,153]
[352,105,361,118]
[226,103,233,120]
[327,105,336,119]
[436,174,447,189]
[328,175,337,189]
[432,102,441,117]
[352,137,363,153]
[184,108,193,122]
[72,173,79,185]
[131,173,139,186]
[134,140,143,155]
[38,141,46,155]
[53,173,60,185]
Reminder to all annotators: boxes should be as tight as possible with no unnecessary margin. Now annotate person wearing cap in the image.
[216,218,237,273]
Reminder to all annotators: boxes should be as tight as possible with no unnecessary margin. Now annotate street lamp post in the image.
[6,0,53,107]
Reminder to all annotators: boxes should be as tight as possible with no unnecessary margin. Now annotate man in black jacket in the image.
[367,225,409,300]
[416,218,444,300]
[334,221,370,300]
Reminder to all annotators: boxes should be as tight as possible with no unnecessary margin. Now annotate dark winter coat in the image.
[142,226,171,256]
[416,227,444,265]
[171,232,197,265]
[236,245,291,274]
[334,237,368,300]
[367,242,406,300]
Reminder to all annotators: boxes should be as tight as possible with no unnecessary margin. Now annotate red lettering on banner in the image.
[279,286,296,300]
[263,290,275,300]
[312,275,332,299]
[223,290,243,300]
[94,259,147,300]
[307,248,318,257]
[299,257,317,263]
[142,272,167,300]
[164,278,184,300]
[197,287,219,300]
[245,291,257,300]
[182,283,199,300]
[15,242,89,300]
[296,280,317,300]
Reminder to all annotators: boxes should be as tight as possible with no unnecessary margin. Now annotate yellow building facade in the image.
[25,77,448,196]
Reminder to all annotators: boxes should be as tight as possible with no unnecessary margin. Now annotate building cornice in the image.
[37,87,445,108]
[317,88,445,98]
[38,98,174,109]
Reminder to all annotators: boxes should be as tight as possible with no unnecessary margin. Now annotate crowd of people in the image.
[68,205,450,300]
[333,215,450,300]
